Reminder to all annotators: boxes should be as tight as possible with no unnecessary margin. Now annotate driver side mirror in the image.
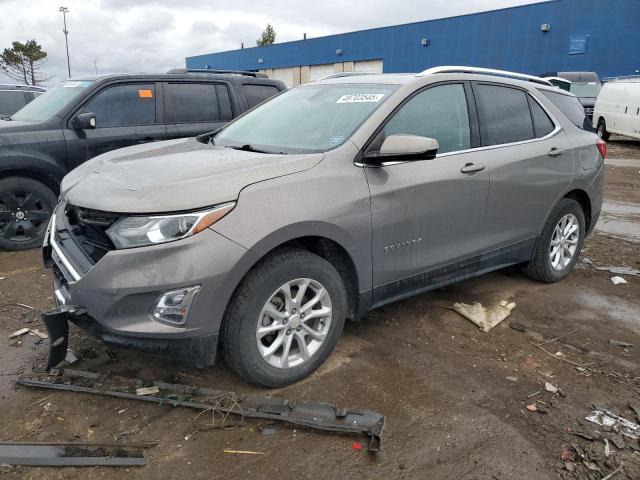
[366,134,439,163]
[72,112,96,130]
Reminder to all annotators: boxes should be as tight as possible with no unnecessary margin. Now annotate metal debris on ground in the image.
[609,340,634,348]
[610,276,628,285]
[17,368,386,452]
[595,265,640,276]
[64,350,78,364]
[452,300,516,332]
[585,410,640,440]
[136,386,160,396]
[545,382,558,394]
[223,449,264,456]
[0,441,155,467]
[509,321,526,332]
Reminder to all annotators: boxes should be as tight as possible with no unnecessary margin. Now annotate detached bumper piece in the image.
[18,369,386,452]
[0,441,155,467]
[42,306,86,370]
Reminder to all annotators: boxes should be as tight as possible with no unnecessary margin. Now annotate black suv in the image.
[0,70,286,250]
[0,84,46,117]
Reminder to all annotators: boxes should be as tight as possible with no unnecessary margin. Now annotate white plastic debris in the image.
[545,382,558,394]
[585,410,640,440]
[611,276,628,285]
[452,300,516,332]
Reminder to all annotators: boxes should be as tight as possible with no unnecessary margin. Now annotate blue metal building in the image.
[186,0,640,86]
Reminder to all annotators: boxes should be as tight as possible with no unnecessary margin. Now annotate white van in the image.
[593,78,640,141]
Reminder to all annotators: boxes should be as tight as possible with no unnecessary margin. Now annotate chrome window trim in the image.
[50,212,82,282]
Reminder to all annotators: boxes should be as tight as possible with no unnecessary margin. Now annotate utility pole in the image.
[94,59,99,75]
[59,6,71,77]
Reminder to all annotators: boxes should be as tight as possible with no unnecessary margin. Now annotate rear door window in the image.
[528,95,555,138]
[83,84,156,127]
[164,83,219,123]
[540,90,588,130]
[383,83,471,154]
[243,84,280,109]
[474,84,534,146]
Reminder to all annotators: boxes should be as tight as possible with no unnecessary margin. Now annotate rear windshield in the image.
[570,81,601,98]
[541,90,590,130]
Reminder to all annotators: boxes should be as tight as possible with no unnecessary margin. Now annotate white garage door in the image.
[309,63,336,82]
[272,68,295,88]
[354,59,383,74]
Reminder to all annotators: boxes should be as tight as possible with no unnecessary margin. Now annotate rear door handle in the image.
[548,147,565,157]
[460,163,486,174]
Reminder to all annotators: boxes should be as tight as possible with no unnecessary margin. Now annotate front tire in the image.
[597,118,610,141]
[222,248,347,387]
[0,177,57,251]
[523,198,585,283]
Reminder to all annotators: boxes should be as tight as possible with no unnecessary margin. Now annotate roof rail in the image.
[167,68,267,78]
[602,74,640,82]
[317,72,376,81]
[417,66,553,86]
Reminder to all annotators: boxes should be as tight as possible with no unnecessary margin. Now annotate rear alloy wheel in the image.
[222,248,347,387]
[0,177,57,251]
[523,198,585,283]
[597,118,610,141]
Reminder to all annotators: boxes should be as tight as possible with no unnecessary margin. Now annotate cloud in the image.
[0,0,545,85]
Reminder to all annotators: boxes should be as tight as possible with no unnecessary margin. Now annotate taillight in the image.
[596,138,606,159]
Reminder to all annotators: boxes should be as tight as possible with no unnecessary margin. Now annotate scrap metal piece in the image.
[586,410,640,440]
[0,441,153,466]
[17,370,386,452]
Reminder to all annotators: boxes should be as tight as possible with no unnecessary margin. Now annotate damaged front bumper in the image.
[42,203,253,368]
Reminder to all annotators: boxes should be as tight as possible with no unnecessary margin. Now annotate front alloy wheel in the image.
[222,248,347,387]
[257,278,332,369]
[0,177,56,251]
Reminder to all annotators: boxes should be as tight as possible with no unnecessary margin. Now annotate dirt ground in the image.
[1,137,639,479]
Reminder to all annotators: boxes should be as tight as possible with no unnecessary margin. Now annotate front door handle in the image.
[548,147,565,157]
[460,163,486,174]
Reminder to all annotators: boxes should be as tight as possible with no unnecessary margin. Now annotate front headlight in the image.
[106,202,235,249]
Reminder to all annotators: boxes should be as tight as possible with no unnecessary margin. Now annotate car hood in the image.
[0,119,39,132]
[62,137,324,213]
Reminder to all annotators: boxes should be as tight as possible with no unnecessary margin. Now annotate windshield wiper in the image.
[228,144,278,154]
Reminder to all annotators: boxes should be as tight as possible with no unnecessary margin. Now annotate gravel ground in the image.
[1,137,639,479]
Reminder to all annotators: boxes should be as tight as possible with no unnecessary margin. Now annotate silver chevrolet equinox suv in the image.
[44,67,605,387]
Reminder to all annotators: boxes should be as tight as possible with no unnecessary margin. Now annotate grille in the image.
[64,205,120,263]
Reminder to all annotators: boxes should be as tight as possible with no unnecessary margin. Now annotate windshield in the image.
[11,80,93,122]
[569,81,601,98]
[215,83,399,154]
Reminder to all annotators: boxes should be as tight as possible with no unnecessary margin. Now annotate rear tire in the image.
[597,118,610,141]
[0,177,56,251]
[221,248,347,387]
[523,198,585,283]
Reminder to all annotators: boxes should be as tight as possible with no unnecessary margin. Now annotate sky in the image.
[0,0,546,85]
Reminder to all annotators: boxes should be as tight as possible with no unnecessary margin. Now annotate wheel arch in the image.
[563,188,592,232]
[0,155,66,194]
[219,225,368,328]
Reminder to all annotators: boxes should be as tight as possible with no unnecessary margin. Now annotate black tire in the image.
[222,248,347,387]
[0,177,57,251]
[597,118,610,141]
[523,198,585,283]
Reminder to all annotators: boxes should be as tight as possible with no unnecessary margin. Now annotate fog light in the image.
[152,286,200,326]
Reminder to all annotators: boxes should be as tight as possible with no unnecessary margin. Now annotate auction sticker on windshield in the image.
[336,93,385,103]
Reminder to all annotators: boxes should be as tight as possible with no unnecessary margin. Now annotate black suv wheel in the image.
[0,177,56,251]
